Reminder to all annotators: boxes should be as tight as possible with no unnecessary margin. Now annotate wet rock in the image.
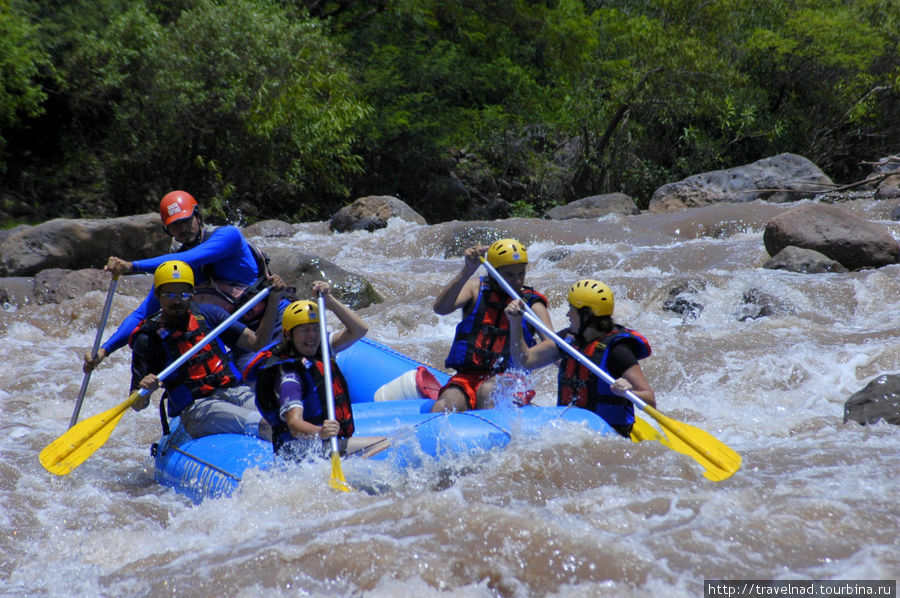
[0,277,33,307]
[648,153,832,213]
[34,269,106,305]
[663,281,705,319]
[544,193,639,220]
[0,213,169,277]
[891,202,900,221]
[541,248,572,263]
[874,174,900,200]
[762,246,849,274]
[330,195,427,233]
[844,374,900,426]
[763,203,900,270]
[438,223,508,258]
[264,247,381,310]
[0,268,151,307]
[737,288,791,321]
[242,220,297,238]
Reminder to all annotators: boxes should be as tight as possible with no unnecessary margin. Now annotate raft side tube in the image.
[336,338,450,403]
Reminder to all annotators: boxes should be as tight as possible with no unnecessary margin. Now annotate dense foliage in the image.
[1,0,898,224]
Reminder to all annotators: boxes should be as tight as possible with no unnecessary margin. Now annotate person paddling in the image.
[505,279,655,438]
[129,260,287,440]
[84,190,288,374]
[244,282,388,459]
[431,239,553,412]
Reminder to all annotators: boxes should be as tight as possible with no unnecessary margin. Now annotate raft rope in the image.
[166,444,242,482]
[449,411,512,440]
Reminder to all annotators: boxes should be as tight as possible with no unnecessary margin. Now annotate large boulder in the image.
[330,196,427,233]
[544,193,639,220]
[763,203,900,270]
[0,268,152,307]
[263,247,381,310]
[0,213,169,277]
[648,153,832,213]
[242,219,297,239]
[435,223,508,259]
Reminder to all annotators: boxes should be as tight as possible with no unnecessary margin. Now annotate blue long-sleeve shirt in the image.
[102,226,261,355]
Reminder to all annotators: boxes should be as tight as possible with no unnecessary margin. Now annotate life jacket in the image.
[245,342,354,454]
[190,227,273,328]
[445,278,547,374]
[128,305,239,416]
[557,326,652,430]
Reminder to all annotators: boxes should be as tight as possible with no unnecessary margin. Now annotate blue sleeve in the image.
[101,290,160,355]
[131,227,254,283]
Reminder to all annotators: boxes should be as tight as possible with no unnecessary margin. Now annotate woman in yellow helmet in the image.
[431,238,554,412]
[505,279,655,438]
[244,281,387,458]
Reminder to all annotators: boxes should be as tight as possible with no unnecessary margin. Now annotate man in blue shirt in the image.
[84,190,287,373]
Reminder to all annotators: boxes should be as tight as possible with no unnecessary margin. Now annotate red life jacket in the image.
[557,326,651,429]
[129,305,237,416]
[445,279,547,373]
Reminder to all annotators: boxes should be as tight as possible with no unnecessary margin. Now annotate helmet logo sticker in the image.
[167,204,183,216]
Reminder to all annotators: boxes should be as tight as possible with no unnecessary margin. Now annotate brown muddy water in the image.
[2,199,898,597]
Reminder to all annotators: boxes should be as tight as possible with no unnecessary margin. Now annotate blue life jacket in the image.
[445,278,547,373]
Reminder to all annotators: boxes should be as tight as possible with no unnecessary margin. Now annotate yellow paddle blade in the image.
[39,393,140,476]
[630,416,667,444]
[643,406,742,482]
[329,450,352,493]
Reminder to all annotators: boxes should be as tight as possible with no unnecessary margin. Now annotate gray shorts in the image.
[179,385,263,438]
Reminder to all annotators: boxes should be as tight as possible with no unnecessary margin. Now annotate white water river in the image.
[2,199,898,597]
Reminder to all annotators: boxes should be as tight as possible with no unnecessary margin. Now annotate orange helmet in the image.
[159,191,198,227]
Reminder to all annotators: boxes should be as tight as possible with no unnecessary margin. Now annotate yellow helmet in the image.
[153,260,195,289]
[486,238,528,268]
[567,279,614,317]
[282,300,319,333]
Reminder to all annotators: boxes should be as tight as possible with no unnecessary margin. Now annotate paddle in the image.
[40,287,272,476]
[480,258,741,482]
[70,274,119,428]
[316,293,352,492]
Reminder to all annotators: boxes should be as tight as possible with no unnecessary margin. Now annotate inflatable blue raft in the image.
[153,338,616,503]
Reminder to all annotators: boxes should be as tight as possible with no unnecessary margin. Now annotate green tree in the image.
[0,1,51,171]
[742,0,900,179]
[61,0,370,220]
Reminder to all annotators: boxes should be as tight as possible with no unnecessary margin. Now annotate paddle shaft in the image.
[316,294,341,456]
[69,275,120,428]
[479,259,649,411]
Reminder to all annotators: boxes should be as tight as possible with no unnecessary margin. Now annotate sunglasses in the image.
[160,291,193,301]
